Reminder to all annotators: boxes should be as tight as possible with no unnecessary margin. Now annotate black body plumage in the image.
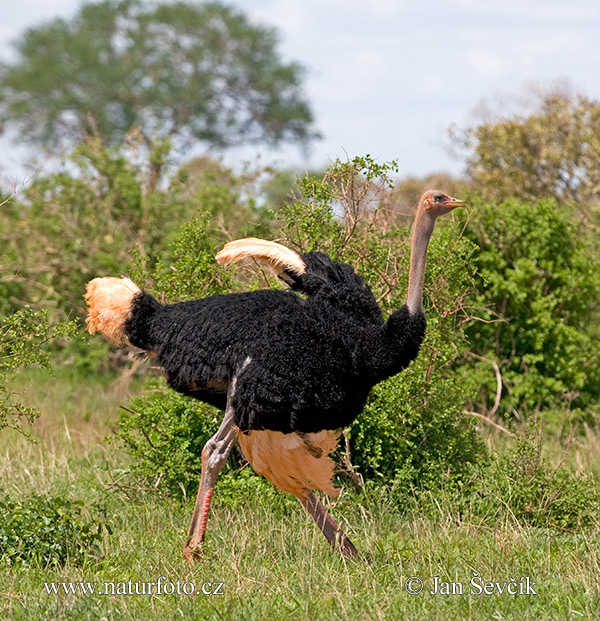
[124,251,426,434]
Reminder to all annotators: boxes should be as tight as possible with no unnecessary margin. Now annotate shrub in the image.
[0,306,77,436]
[116,380,238,497]
[0,492,109,567]
[129,215,233,303]
[117,384,292,509]
[0,133,272,332]
[349,367,481,493]
[459,197,600,417]
[451,87,600,207]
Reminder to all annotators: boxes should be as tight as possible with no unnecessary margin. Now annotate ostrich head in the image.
[411,189,466,241]
[420,190,465,217]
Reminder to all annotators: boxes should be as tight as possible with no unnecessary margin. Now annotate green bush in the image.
[117,380,235,497]
[116,378,294,507]
[452,89,600,206]
[459,197,600,417]
[0,136,155,320]
[349,369,481,493]
[0,492,109,567]
[129,215,233,303]
[0,133,272,323]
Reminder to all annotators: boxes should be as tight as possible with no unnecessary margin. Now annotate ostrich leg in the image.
[184,406,236,562]
[300,491,359,558]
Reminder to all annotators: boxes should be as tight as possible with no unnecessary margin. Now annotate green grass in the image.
[1,369,600,620]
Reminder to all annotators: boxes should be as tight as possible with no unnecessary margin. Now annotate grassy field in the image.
[1,369,599,620]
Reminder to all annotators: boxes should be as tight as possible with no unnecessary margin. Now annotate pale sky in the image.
[1,0,599,187]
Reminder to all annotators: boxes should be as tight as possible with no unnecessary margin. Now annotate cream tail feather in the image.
[84,276,141,346]
[215,238,306,277]
[237,429,339,499]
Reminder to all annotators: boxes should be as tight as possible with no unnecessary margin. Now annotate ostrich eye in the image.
[434,192,445,202]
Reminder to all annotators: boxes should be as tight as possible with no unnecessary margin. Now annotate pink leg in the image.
[300,491,359,558]
[184,410,236,563]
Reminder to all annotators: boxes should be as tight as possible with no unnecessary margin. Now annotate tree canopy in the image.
[0,0,318,153]
[451,87,600,207]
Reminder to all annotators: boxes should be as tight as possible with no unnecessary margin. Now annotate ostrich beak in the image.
[441,196,465,208]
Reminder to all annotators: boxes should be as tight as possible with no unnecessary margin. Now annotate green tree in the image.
[451,86,600,208]
[0,0,318,154]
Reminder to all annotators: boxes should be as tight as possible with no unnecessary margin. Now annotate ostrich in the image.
[84,189,464,560]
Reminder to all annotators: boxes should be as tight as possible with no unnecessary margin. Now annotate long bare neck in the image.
[406,207,436,316]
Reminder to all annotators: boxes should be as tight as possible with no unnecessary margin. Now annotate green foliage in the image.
[116,379,255,498]
[212,467,295,516]
[1,134,170,320]
[0,135,283,326]
[116,381,295,506]
[116,379,287,507]
[0,306,77,435]
[0,492,109,567]
[460,197,600,416]
[278,155,399,256]
[0,0,317,153]
[350,371,481,492]
[452,86,600,207]
[130,215,233,302]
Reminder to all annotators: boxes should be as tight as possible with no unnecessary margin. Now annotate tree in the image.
[451,85,600,208]
[0,0,318,154]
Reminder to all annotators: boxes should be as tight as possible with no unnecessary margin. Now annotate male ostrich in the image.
[84,190,463,560]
